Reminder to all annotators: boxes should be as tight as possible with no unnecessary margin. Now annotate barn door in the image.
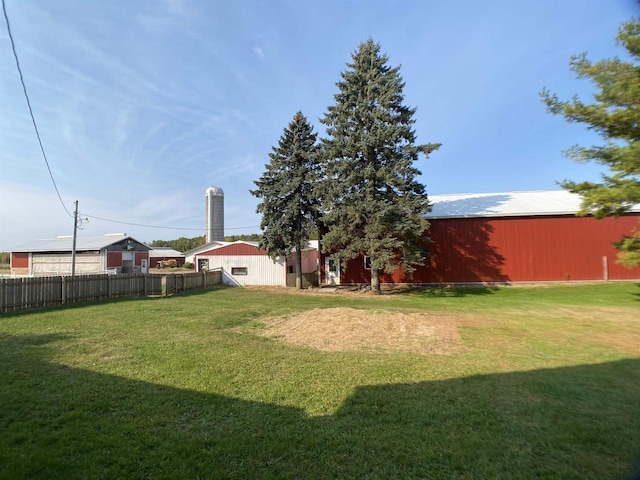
[325,257,340,285]
[122,252,134,273]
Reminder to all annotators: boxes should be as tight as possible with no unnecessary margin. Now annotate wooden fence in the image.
[0,270,222,313]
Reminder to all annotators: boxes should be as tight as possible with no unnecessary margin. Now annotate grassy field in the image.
[1,283,639,479]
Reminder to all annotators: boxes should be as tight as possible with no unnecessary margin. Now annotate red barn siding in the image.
[286,249,319,274]
[11,252,29,268]
[334,214,640,284]
[135,252,148,266]
[107,251,122,268]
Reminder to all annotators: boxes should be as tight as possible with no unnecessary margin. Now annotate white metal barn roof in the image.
[426,190,640,219]
[10,234,148,253]
[183,241,229,257]
[149,247,184,257]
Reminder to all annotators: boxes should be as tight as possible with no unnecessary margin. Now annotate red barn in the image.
[320,191,640,285]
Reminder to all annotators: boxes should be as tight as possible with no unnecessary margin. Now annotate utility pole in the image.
[71,200,78,277]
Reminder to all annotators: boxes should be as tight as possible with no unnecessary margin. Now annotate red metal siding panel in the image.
[11,252,29,268]
[107,251,122,268]
[135,252,148,267]
[418,218,510,283]
[476,215,640,282]
[301,250,318,273]
[285,250,319,274]
[342,257,372,284]
[336,214,640,283]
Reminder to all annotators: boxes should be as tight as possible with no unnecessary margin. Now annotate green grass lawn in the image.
[1,283,639,479]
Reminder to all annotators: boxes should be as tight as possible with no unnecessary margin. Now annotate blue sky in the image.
[0,0,637,250]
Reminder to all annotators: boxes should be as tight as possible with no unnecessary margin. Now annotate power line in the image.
[2,0,72,218]
[81,213,258,232]
[3,0,257,234]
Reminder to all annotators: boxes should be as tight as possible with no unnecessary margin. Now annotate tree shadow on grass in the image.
[335,284,500,297]
[1,334,639,479]
[409,285,501,298]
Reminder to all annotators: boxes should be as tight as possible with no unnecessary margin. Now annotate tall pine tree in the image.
[541,19,640,267]
[320,39,440,293]
[251,112,320,289]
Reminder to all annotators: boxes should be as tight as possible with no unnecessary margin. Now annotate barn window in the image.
[364,256,371,270]
[328,258,338,272]
[231,267,248,275]
[288,265,294,274]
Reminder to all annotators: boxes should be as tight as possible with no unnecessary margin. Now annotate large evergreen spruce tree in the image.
[251,111,320,289]
[320,39,440,293]
[541,19,640,267]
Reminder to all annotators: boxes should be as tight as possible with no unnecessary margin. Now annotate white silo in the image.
[205,186,224,242]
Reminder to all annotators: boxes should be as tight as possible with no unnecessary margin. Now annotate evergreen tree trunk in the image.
[295,248,303,290]
[371,268,381,294]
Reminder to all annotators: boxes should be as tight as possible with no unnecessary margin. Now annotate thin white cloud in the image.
[253,45,265,60]
[210,154,262,182]
[114,109,132,150]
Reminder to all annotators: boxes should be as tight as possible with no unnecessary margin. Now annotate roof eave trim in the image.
[427,211,580,220]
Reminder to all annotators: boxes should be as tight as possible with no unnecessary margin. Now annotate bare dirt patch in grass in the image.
[258,307,465,355]
[595,332,640,355]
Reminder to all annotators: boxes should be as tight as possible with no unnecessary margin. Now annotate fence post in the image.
[61,276,67,304]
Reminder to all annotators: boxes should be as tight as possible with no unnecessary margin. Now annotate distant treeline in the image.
[148,234,261,252]
[0,252,9,266]
[224,233,261,243]
[149,236,206,252]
